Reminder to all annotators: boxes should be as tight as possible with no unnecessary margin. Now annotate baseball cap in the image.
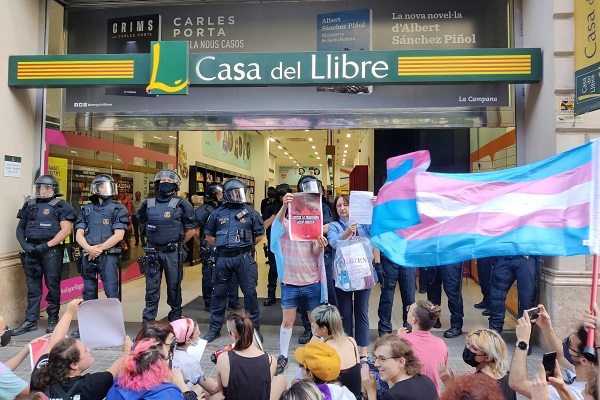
[295,341,341,382]
[171,318,194,344]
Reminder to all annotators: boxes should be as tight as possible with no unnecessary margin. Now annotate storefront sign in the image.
[575,0,600,115]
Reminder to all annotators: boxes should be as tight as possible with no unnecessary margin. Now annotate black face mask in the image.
[1,329,11,347]
[158,182,177,196]
[462,346,481,368]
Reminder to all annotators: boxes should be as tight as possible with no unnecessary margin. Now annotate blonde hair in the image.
[311,304,346,339]
[466,328,509,377]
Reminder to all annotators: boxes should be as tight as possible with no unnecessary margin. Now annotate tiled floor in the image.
[2,240,531,396]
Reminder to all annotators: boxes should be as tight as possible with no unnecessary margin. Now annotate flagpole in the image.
[584,254,599,361]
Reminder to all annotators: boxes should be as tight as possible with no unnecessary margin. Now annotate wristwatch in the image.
[516,341,529,351]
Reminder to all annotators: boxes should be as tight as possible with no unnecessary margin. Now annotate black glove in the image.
[32,242,50,256]
[21,243,36,253]
[374,262,385,287]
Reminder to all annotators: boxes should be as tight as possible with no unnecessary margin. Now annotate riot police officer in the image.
[12,175,76,336]
[202,178,265,342]
[75,175,129,305]
[137,169,197,322]
[195,182,240,311]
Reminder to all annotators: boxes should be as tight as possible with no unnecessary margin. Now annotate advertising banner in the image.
[575,0,600,115]
[279,165,322,186]
[64,0,511,113]
[202,131,252,171]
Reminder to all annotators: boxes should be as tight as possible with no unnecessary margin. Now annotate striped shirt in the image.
[272,219,320,286]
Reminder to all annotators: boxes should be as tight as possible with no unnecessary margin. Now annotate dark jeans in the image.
[82,253,120,301]
[143,249,185,322]
[476,257,496,308]
[132,216,145,246]
[324,247,338,307]
[377,255,416,335]
[426,262,464,330]
[266,250,278,299]
[201,258,239,309]
[23,247,63,321]
[209,252,260,333]
[489,256,540,333]
[336,288,372,347]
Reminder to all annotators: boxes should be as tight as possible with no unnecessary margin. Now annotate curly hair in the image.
[373,334,422,376]
[31,338,81,391]
[440,373,504,400]
[466,329,509,377]
[117,338,171,392]
[311,304,345,339]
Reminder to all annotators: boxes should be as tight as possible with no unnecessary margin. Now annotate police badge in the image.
[43,209,50,215]
[164,211,171,218]
[102,218,110,225]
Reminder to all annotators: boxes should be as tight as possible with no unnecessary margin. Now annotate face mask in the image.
[462,346,481,368]
[1,329,11,347]
[563,336,582,366]
[158,182,177,196]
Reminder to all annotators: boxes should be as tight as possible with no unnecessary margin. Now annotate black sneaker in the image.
[482,309,491,316]
[443,327,463,338]
[298,330,312,344]
[46,317,58,334]
[203,331,221,343]
[474,301,487,309]
[11,321,37,336]
[433,319,441,329]
[263,298,276,307]
[275,355,288,376]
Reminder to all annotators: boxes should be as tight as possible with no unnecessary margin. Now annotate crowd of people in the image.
[3,172,600,399]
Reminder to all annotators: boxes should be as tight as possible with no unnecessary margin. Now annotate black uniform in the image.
[138,196,196,322]
[16,198,76,323]
[196,201,240,310]
[205,203,264,334]
[75,199,129,300]
[262,201,282,301]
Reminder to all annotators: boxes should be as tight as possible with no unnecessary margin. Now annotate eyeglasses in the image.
[562,337,581,356]
[373,355,400,363]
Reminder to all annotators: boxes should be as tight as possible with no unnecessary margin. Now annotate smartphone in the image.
[542,351,557,380]
[526,306,541,320]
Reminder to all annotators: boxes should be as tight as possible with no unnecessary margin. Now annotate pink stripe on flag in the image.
[420,163,592,205]
[397,202,590,240]
[386,150,430,170]
[377,179,419,202]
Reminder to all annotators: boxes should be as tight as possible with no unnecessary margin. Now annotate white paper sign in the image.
[186,339,208,362]
[349,191,374,225]
[4,156,22,177]
[78,298,126,349]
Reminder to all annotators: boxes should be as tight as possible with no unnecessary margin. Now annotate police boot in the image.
[46,316,58,334]
[11,321,37,336]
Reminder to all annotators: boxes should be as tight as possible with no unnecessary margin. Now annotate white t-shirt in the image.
[173,348,204,386]
[549,380,585,400]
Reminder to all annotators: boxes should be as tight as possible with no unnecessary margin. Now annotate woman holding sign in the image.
[327,194,378,359]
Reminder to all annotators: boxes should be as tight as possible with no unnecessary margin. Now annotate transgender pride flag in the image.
[371,139,600,267]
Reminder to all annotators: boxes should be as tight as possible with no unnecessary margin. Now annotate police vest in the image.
[81,201,119,245]
[25,198,62,242]
[213,204,256,249]
[145,197,184,245]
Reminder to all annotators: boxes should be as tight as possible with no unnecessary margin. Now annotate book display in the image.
[189,162,255,206]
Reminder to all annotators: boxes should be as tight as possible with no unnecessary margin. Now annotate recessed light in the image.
[312,145,316,149]
[289,156,293,159]
[345,144,348,148]
[315,152,318,155]
[346,133,351,138]
[169,135,177,139]
[319,164,322,166]
[308,138,313,142]
[317,157,320,160]
[278,145,283,149]
[269,138,275,142]
[344,150,347,154]
[153,136,162,140]
[284,152,288,155]
[305,129,310,132]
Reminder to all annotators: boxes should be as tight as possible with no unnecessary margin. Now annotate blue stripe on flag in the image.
[371,198,420,237]
[372,225,590,267]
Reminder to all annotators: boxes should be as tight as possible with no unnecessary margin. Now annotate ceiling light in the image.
[289,156,293,159]
[153,136,162,140]
[269,138,275,142]
[344,144,348,148]
[319,164,323,166]
[317,157,321,160]
[312,145,316,149]
[315,152,318,155]
[169,135,177,139]
[308,138,313,142]
[277,145,283,149]
[305,129,310,132]
[284,152,288,155]
[346,133,351,138]
[344,150,347,153]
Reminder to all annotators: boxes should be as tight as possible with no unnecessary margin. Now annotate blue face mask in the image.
[563,336,582,366]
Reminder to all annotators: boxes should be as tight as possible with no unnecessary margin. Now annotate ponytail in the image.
[226,310,254,350]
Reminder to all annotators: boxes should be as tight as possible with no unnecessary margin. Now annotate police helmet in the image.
[153,169,181,191]
[205,182,223,202]
[297,175,322,194]
[274,183,292,201]
[91,174,118,198]
[32,174,62,198]
[223,178,250,204]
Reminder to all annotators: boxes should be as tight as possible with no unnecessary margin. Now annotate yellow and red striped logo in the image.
[17,60,134,80]
[398,55,531,76]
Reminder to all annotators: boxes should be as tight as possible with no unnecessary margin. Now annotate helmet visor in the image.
[32,184,55,199]
[91,181,118,197]
[154,170,181,185]
[226,187,250,203]
[300,180,322,194]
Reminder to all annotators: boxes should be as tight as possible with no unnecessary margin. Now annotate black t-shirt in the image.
[31,354,114,400]
[262,202,282,243]
[381,375,437,400]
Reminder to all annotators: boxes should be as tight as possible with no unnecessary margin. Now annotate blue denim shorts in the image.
[280,281,321,311]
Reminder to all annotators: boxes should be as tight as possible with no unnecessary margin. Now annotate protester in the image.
[528,362,577,400]
[309,304,361,398]
[30,299,132,400]
[171,317,222,400]
[216,310,286,400]
[270,191,328,375]
[509,305,595,399]
[439,373,504,400]
[279,379,322,400]
[328,194,375,359]
[106,338,190,399]
[397,300,448,393]
[361,335,437,400]
[295,341,355,400]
